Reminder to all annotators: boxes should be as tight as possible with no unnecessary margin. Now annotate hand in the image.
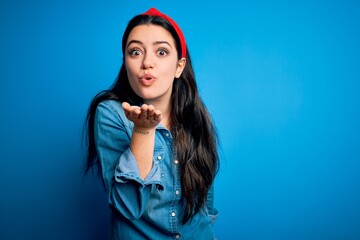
[122,102,162,130]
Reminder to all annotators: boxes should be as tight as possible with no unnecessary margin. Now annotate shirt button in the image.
[175,234,180,239]
[157,155,162,160]
[171,212,176,217]
[174,160,179,165]
[165,132,170,137]
[175,190,180,195]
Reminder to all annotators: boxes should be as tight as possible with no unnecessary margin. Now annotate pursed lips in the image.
[139,73,156,86]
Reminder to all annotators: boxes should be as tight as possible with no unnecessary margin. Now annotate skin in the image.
[122,24,186,179]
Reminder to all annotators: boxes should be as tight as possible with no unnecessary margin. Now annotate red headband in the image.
[142,8,186,58]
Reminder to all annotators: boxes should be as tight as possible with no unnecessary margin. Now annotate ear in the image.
[175,58,186,78]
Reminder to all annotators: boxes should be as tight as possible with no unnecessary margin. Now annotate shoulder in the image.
[97,99,123,113]
[95,100,129,126]
[96,100,125,116]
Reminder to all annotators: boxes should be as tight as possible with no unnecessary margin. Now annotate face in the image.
[125,24,186,104]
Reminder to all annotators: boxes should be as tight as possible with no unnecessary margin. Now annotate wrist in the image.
[133,126,155,135]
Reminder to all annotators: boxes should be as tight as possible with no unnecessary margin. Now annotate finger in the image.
[122,102,130,109]
[122,102,131,116]
[122,102,141,116]
[147,105,155,118]
[134,107,141,115]
[139,104,148,119]
[153,110,162,121]
[127,108,141,122]
[130,106,141,116]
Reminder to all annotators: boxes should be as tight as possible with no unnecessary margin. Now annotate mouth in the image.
[139,74,156,86]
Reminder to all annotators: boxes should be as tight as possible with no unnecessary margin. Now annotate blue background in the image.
[1,0,359,239]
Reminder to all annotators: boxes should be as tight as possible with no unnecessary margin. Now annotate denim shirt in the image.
[94,100,218,240]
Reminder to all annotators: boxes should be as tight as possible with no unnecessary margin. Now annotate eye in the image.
[128,48,142,56]
[157,48,169,56]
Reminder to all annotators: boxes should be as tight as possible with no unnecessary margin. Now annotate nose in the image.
[141,53,154,69]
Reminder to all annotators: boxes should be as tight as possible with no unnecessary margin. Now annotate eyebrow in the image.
[127,40,172,49]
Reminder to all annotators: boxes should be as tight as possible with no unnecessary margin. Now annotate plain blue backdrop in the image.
[1,0,359,239]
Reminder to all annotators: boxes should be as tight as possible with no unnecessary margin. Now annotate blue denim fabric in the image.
[94,100,218,240]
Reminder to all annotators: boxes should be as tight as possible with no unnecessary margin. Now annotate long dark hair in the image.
[84,14,219,223]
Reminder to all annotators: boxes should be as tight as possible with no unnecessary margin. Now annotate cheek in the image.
[162,61,179,77]
[124,59,131,72]
[125,61,137,77]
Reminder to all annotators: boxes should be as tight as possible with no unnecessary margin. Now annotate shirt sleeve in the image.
[206,183,219,224]
[94,100,164,219]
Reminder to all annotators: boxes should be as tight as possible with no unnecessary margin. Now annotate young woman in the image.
[85,8,220,240]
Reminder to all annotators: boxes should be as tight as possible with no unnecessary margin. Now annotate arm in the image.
[121,102,162,179]
[94,101,163,219]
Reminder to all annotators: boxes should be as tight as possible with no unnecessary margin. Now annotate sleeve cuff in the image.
[208,208,219,224]
[114,148,164,190]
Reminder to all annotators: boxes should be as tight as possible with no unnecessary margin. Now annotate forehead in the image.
[126,24,176,45]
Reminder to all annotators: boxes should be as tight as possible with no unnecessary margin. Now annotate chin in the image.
[137,93,158,101]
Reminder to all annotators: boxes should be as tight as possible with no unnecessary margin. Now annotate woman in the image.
[85,8,220,240]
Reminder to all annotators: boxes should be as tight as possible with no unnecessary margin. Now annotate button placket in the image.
[169,152,180,233]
